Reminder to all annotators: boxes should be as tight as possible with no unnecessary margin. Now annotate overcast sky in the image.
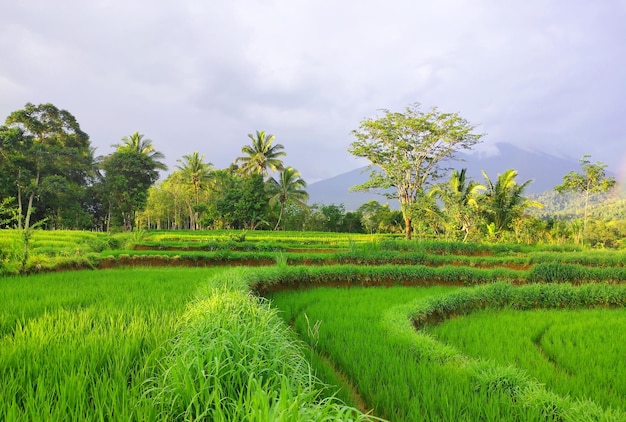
[1,0,625,184]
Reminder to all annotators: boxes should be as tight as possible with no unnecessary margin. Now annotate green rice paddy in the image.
[1,229,625,421]
[426,307,626,411]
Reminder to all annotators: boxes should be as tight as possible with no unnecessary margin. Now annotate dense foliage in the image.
[348,103,484,239]
[1,102,624,247]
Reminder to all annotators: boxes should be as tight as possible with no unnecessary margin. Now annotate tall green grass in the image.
[247,264,526,295]
[270,283,626,421]
[270,286,546,421]
[145,286,378,421]
[427,307,626,411]
[0,268,377,421]
[0,268,220,420]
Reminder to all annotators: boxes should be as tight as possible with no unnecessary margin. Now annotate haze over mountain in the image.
[307,143,607,210]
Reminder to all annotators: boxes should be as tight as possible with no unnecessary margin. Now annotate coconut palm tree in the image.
[234,131,286,177]
[176,152,213,206]
[430,168,482,241]
[114,132,167,171]
[478,169,542,234]
[175,152,213,229]
[268,167,308,230]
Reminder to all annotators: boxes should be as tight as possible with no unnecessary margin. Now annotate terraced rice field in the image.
[1,229,625,420]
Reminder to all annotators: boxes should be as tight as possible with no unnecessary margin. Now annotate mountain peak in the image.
[308,143,591,210]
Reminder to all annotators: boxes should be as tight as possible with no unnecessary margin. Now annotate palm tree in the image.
[268,167,309,230]
[175,152,213,230]
[430,168,482,241]
[234,131,286,177]
[176,152,213,206]
[478,169,542,234]
[114,132,167,171]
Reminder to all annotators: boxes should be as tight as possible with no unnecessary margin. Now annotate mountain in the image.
[307,143,602,210]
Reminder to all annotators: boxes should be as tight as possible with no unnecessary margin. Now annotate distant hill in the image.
[307,143,614,210]
[527,189,626,219]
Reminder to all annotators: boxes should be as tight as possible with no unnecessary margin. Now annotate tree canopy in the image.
[478,169,542,235]
[1,103,94,230]
[234,131,286,177]
[555,155,617,243]
[268,167,309,230]
[348,103,483,239]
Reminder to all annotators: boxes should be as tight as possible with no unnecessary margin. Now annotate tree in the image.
[430,169,482,241]
[348,103,483,239]
[268,167,309,230]
[101,150,161,231]
[478,169,542,236]
[2,103,94,231]
[176,152,213,204]
[101,132,167,231]
[358,200,387,234]
[320,204,346,232]
[113,132,167,170]
[176,152,213,229]
[555,155,616,244]
[357,200,404,234]
[2,103,94,270]
[211,171,269,230]
[234,130,286,177]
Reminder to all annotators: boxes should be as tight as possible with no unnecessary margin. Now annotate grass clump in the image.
[529,262,626,284]
[145,287,377,421]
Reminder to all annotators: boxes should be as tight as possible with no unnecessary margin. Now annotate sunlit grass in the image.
[270,284,626,421]
[145,286,378,420]
[0,268,224,420]
[270,286,543,421]
[426,307,626,411]
[0,267,377,421]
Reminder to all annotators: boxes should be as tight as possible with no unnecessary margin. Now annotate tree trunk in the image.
[17,181,23,230]
[274,202,285,230]
[187,203,195,230]
[582,188,590,246]
[23,170,40,232]
[106,202,111,233]
[404,214,412,240]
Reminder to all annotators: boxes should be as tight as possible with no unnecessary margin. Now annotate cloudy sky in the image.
[1,0,625,183]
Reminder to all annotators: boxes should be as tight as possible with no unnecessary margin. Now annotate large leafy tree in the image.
[211,170,269,230]
[101,150,160,231]
[555,155,616,244]
[478,169,542,236]
[234,130,286,177]
[1,103,94,230]
[348,103,483,239]
[102,133,166,231]
[268,167,309,230]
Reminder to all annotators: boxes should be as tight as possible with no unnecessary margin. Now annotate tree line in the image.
[1,102,620,247]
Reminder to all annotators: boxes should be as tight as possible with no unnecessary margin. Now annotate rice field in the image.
[269,284,626,421]
[1,268,374,420]
[2,229,626,420]
[0,268,222,420]
[426,307,626,411]
[270,286,529,421]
